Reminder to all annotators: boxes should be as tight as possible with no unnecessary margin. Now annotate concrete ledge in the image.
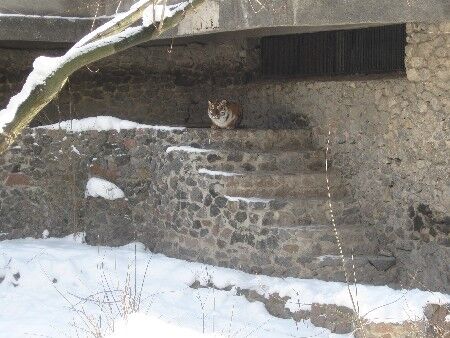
[0,0,448,44]
[0,15,108,44]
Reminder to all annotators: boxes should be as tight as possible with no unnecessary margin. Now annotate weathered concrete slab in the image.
[0,0,448,44]
[0,15,102,45]
[0,0,134,17]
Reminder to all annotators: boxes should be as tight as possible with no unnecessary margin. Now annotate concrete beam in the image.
[0,0,135,17]
[0,0,448,45]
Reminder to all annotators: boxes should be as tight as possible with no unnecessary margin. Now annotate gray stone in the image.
[310,303,355,334]
[235,212,247,223]
[397,243,450,292]
[214,196,228,208]
[189,188,202,203]
[230,232,255,246]
[227,153,243,162]
[264,293,292,319]
[368,256,396,271]
[210,206,220,217]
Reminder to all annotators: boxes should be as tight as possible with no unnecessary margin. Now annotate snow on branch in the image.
[73,0,157,49]
[0,56,61,133]
[142,2,191,27]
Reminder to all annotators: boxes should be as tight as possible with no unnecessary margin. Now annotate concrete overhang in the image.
[0,0,449,46]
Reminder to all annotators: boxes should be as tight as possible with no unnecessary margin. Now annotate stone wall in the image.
[311,22,450,290]
[0,38,260,128]
[0,127,397,287]
[0,23,448,291]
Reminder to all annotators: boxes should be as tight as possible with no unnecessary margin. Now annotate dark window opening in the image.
[261,24,406,79]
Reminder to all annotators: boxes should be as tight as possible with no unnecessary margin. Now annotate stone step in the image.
[271,253,397,285]
[167,148,326,173]
[262,224,380,257]
[215,196,358,227]
[312,254,396,271]
[196,170,346,199]
[184,128,314,151]
[219,223,379,257]
[306,254,397,285]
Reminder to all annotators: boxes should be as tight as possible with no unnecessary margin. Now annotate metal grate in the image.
[261,24,406,78]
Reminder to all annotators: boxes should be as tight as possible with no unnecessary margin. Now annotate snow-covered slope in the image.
[0,236,448,338]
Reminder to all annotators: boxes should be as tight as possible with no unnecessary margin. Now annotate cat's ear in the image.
[208,100,213,107]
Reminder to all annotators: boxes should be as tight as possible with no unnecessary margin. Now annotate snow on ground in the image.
[85,177,125,200]
[37,116,185,133]
[0,236,449,338]
[109,313,223,338]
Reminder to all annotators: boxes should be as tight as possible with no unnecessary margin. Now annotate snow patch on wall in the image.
[224,196,274,203]
[42,229,49,239]
[85,177,125,200]
[38,116,185,133]
[198,168,242,177]
[71,145,81,155]
[166,145,210,154]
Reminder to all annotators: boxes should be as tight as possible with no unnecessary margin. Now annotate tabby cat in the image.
[208,100,242,129]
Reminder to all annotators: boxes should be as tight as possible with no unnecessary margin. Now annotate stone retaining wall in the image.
[0,127,393,286]
[0,122,446,291]
[0,22,448,291]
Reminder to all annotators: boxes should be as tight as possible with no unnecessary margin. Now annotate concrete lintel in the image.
[0,0,448,44]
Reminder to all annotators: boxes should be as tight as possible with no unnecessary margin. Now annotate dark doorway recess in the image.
[261,24,406,79]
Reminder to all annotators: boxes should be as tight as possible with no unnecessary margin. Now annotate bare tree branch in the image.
[74,0,163,49]
[0,0,205,154]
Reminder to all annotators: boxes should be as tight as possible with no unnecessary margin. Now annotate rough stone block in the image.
[4,173,31,186]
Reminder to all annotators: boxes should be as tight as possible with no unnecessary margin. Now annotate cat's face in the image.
[208,100,229,122]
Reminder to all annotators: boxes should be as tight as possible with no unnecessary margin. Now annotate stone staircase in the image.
[1,127,396,285]
[166,128,396,284]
